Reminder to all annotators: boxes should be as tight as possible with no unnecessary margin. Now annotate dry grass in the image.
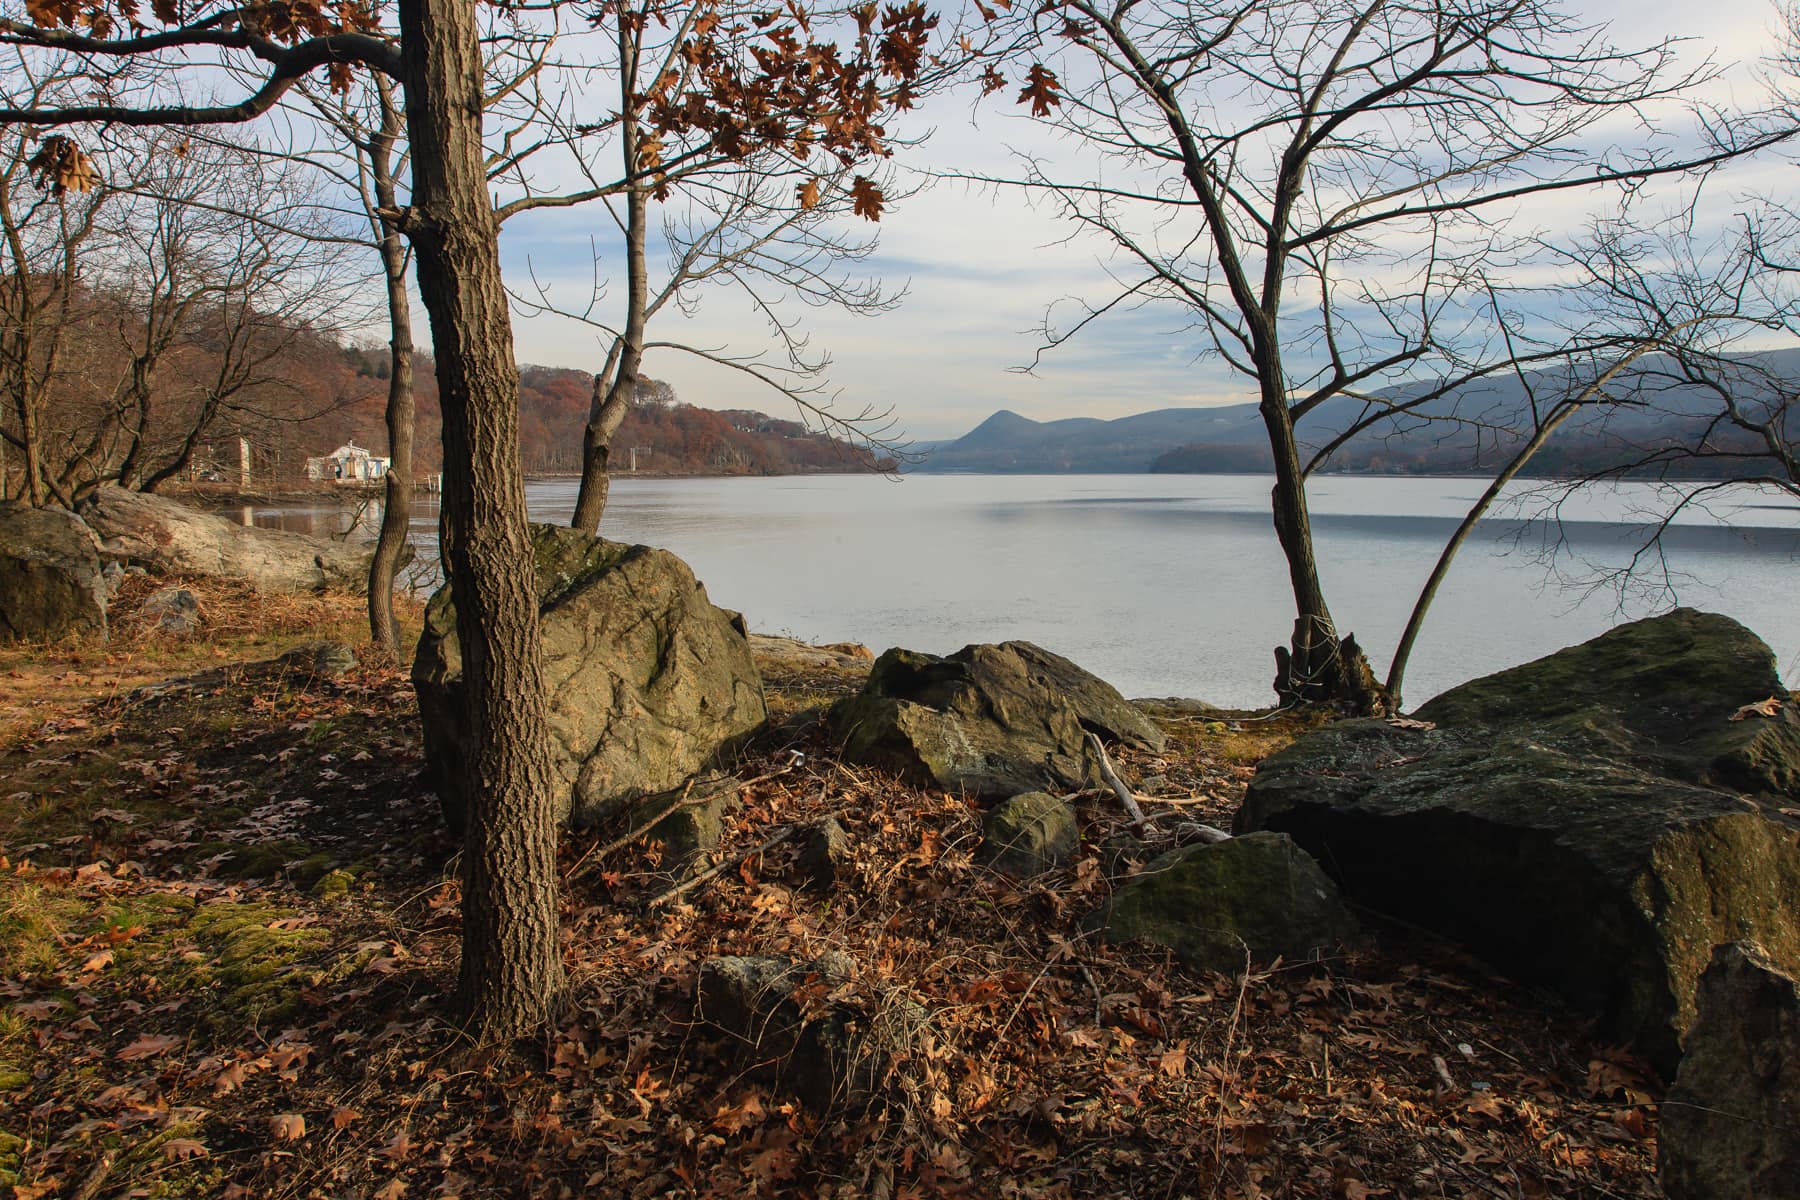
[0,575,417,749]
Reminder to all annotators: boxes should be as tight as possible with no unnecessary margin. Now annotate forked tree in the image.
[0,0,941,1037]
[982,0,1790,713]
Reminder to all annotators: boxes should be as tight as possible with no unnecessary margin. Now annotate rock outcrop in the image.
[414,526,766,830]
[1660,942,1800,1200]
[0,502,109,643]
[1237,610,1800,1070]
[78,484,400,594]
[830,641,1163,798]
[1092,832,1359,974]
[749,634,875,672]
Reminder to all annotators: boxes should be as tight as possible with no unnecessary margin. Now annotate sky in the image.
[488,0,1798,444]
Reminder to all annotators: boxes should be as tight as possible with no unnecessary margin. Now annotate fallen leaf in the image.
[374,1179,408,1200]
[80,949,114,973]
[117,1033,182,1061]
[1730,697,1784,721]
[163,1137,209,1161]
[331,1106,362,1131]
[269,1112,307,1141]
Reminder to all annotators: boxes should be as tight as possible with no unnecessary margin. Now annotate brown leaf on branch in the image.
[1018,64,1063,117]
[25,135,100,196]
[797,177,821,209]
[850,175,884,221]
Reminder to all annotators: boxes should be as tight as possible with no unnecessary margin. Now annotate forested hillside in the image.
[324,355,883,479]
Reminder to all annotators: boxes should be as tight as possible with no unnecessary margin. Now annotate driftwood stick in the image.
[1085,731,1147,831]
[1170,820,1233,846]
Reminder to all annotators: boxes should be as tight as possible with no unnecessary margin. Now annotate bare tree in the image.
[0,51,122,506]
[1456,209,1800,654]
[983,0,1790,713]
[489,0,940,533]
[0,0,945,1038]
[300,74,420,660]
[515,158,911,531]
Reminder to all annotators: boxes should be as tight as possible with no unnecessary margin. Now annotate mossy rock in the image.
[1240,610,1800,1073]
[1416,608,1800,796]
[177,900,335,1026]
[311,868,356,899]
[1091,832,1359,974]
[980,791,1077,876]
[0,1127,25,1187]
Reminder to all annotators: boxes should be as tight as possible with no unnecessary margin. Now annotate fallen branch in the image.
[1085,730,1147,831]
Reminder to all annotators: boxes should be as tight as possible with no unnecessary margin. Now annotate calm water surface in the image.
[249,474,1800,708]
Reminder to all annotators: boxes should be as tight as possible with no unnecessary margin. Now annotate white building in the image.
[305,440,391,483]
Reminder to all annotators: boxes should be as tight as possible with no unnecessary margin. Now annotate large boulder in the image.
[78,484,401,593]
[0,502,109,643]
[413,526,766,830]
[830,641,1163,798]
[1413,607,1799,796]
[1237,611,1800,1071]
[1091,832,1359,974]
[1660,942,1800,1200]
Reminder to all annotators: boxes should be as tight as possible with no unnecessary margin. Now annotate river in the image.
[241,473,1800,708]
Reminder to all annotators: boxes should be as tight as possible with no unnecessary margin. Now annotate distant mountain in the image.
[912,405,1266,473]
[915,349,1800,477]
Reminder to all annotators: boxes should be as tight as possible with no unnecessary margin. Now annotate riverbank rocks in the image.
[1091,832,1359,974]
[1660,942,1800,1200]
[78,484,401,594]
[830,641,1164,798]
[414,526,766,830]
[695,953,921,1110]
[749,634,875,672]
[0,502,109,643]
[981,791,1078,876]
[1237,610,1800,1071]
[134,586,200,635]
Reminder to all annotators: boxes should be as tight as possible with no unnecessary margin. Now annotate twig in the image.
[1077,959,1104,1025]
[71,1150,116,1200]
[1085,730,1147,831]
[566,765,794,886]
[643,823,802,910]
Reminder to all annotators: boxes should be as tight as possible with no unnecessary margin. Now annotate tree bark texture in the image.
[367,80,416,660]
[398,0,565,1038]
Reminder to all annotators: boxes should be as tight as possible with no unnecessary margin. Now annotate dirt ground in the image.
[0,580,1663,1198]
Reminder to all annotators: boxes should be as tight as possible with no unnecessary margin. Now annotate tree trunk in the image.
[1258,377,1388,715]
[367,79,415,661]
[1,194,46,508]
[570,39,650,535]
[398,0,565,1039]
[570,339,626,533]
